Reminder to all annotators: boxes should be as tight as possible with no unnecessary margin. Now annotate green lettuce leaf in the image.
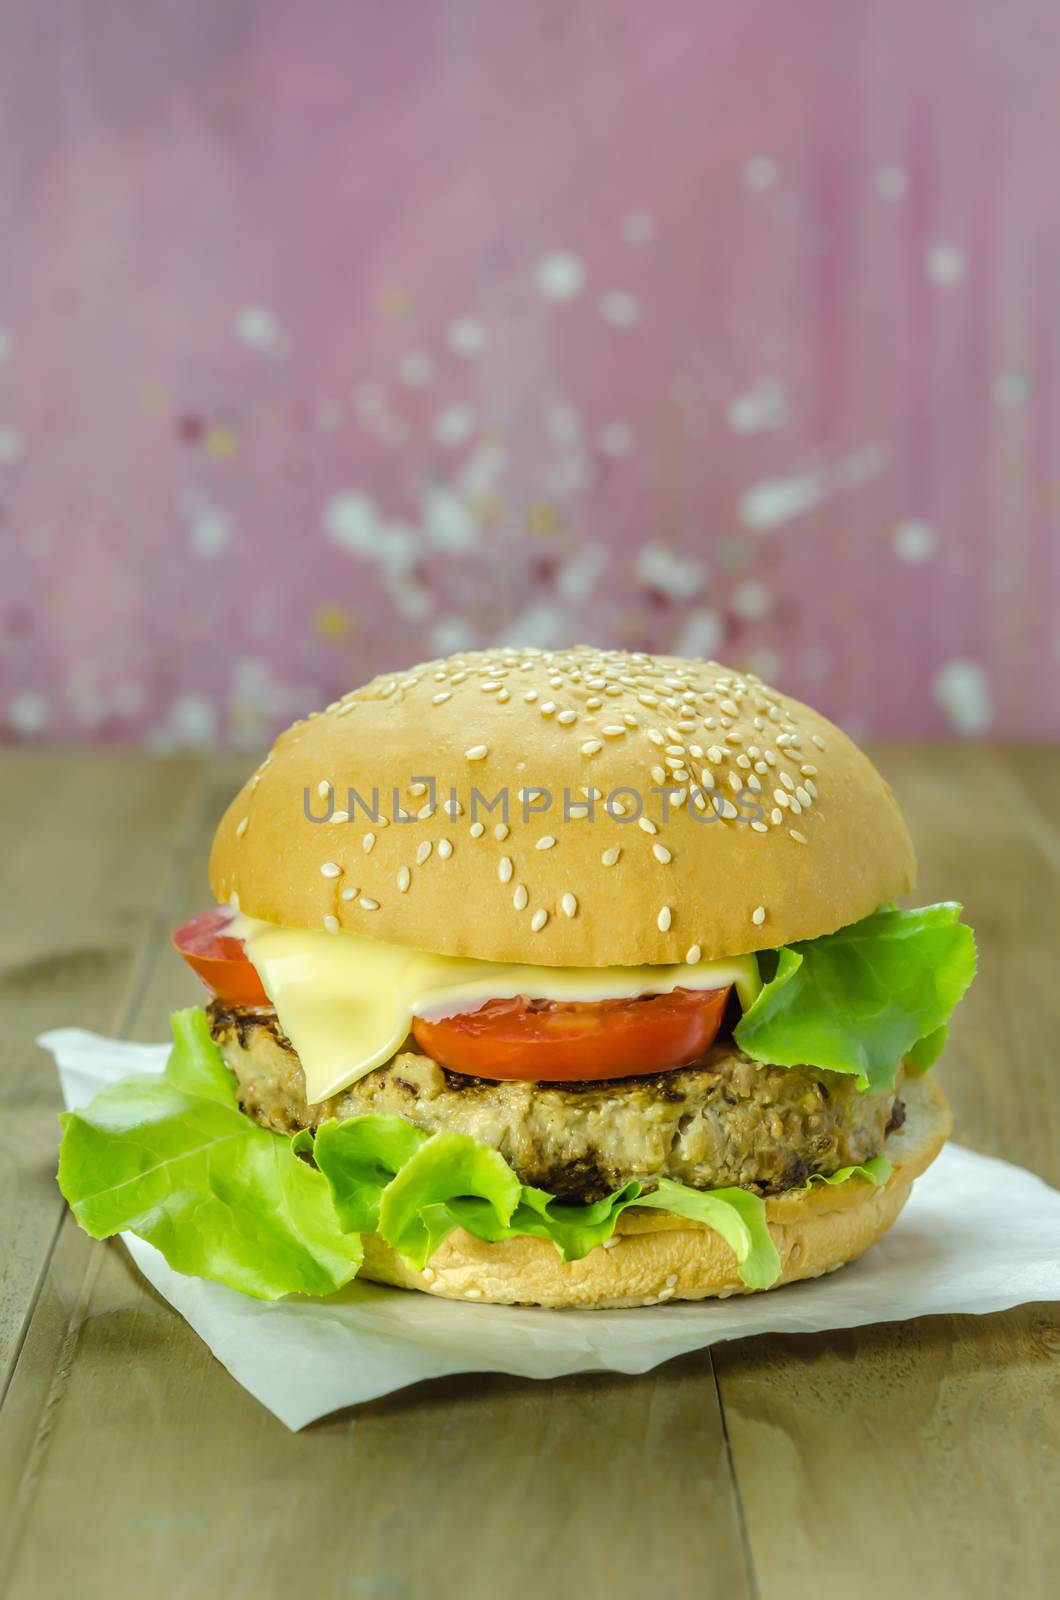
[59,1006,914,1303]
[57,1010,364,1300]
[734,903,976,1093]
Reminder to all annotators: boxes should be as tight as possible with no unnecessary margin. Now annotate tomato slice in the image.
[172,908,270,1007]
[411,987,730,1082]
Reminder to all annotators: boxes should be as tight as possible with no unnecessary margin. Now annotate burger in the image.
[59,647,976,1308]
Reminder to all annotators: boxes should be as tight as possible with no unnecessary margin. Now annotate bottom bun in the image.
[359,1073,952,1308]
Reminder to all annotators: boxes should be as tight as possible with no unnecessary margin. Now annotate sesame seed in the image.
[524,689,538,703]
[536,835,556,851]
[437,839,453,859]
[416,840,432,865]
[531,909,548,932]
[653,843,672,863]
[320,861,342,878]
[580,739,603,756]
[601,846,621,866]
[432,691,451,704]
[330,810,350,824]
[752,905,766,925]
[540,701,556,716]
[494,823,509,841]
[728,772,742,793]
[773,789,790,808]
[561,892,578,918]
[665,744,684,757]
[602,725,626,737]
[804,778,818,798]
[469,821,485,838]
[498,856,513,882]
[557,709,578,725]
[409,782,427,797]
[397,866,411,892]
[465,744,489,761]
[685,944,702,965]
[657,906,672,932]
[417,803,435,820]
[751,820,769,833]
[363,832,376,853]
[699,770,715,790]
[800,763,818,776]
[651,765,666,784]
[780,771,795,792]
[340,887,357,901]
[443,798,462,818]
[323,914,340,934]
[236,816,249,839]
[646,728,665,746]
[790,829,808,844]
[317,780,331,799]
[359,896,380,910]
[513,884,529,910]
[707,745,724,762]
[603,1236,620,1249]
[638,817,658,835]
[812,734,826,749]
[658,1287,675,1302]
[789,797,802,816]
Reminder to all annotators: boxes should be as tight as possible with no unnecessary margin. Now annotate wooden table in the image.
[1,746,1057,1598]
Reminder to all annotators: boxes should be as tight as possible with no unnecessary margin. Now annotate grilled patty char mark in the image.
[208,1000,903,1203]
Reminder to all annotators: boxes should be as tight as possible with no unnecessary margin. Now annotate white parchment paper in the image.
[42,1027,1060,1430]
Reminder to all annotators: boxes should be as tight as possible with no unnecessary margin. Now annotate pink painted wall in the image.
[1,0,1057,747]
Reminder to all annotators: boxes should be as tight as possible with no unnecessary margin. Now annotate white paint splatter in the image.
[500,602,567,649]
[233,305,281,350]
[599,421,634,457]
[168,694,218,747]
[535,251,587,302]
[925,245,967,286]
[673,608,724,659]
[635,541,707,600]
[432,404,478,448]
[993,372,1029,409]
[431,615,476,655]
[398,351,434,387]
[354,381,385,417]
[180,489,233,559]
[547,404,582,446]
[447,317,487,357]
[738,444,889,531]
[556,544,608,604]
[8,691,50,735]
[874,165,908,201]
[730,578,773,620]
[726,376,789,435]
[744,156,779,191]
[599,290,640,328]
[622,211,655,245]
[745,647,783,683]
[933,659,993,735]
[892,519,938,563]
[0,426,25,465]
[422,486,480,552]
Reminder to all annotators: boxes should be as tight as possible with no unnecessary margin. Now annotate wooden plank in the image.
[715,743,1060,1598]
[0,750,756,1598]
[0,750,205,1396]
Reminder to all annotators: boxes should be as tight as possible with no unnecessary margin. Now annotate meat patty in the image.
[208,1000,904,1202]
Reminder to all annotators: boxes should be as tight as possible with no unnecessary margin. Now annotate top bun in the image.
[210,647,915,967]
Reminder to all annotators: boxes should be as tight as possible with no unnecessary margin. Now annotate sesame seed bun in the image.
[357,1073,951,1308]
[210,647,915,966]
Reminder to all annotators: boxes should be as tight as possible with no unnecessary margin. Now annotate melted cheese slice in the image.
[235,917,762,1104]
